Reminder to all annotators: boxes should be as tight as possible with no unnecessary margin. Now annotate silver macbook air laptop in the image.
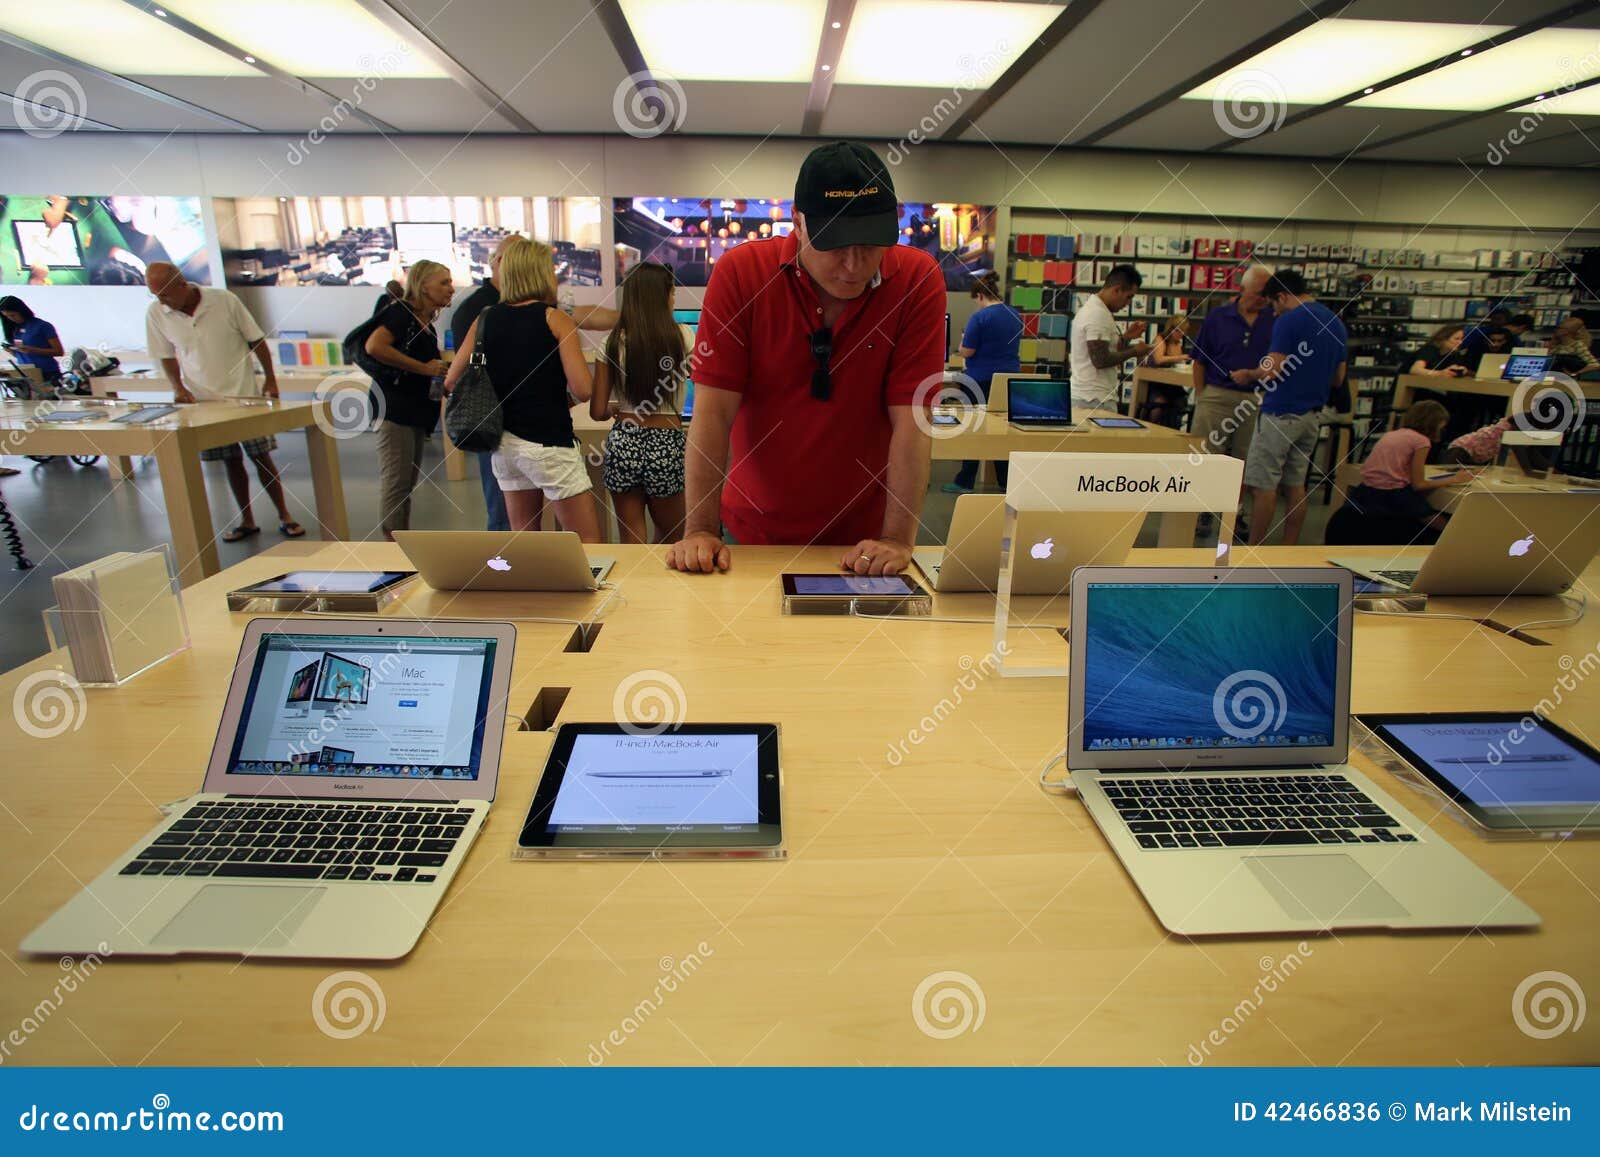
[1067,567,1538,935]
[913,494,1139,593]
[23,617,517,960]
[1007,378,1074,428]
[1330,491,1600,597]
[395,530,616,591]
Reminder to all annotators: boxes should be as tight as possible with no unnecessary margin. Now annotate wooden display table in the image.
[0,400,348,585]
[2,542,1594,1066]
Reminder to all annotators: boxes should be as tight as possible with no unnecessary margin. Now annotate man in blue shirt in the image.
[1189,265,1274,466]
[945,272,1022,492]
[1240,270,1346,546]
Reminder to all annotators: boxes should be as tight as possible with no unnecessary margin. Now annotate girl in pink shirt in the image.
[1340,401,1472,539]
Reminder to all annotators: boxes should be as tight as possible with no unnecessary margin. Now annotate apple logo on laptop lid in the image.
[486,555,512,572]
[1508,534,1534,558]
[1031,537,1055,560]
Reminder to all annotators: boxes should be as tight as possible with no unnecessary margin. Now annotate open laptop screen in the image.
[224,633,498,780]
[1502,353,1550,381]
[1009,378,1071,420]
[1079,581,1340,754]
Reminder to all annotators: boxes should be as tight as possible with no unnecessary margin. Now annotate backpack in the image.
[342,314,394,385]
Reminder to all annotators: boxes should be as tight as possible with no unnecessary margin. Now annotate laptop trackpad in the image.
[151,885,324,950]
[1245,855,1409,922]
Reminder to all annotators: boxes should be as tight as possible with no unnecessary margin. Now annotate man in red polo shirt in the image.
[667,141,945,575]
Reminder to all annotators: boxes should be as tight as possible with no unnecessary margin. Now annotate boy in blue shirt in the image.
[1237,270,1346,546]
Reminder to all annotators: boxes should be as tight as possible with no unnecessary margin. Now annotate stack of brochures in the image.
[50,551,188,684]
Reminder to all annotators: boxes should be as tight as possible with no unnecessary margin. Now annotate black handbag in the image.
[444,305,504,453]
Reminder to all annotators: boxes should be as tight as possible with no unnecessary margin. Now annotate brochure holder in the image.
[43,544,190,687]
[992,452,1244,678]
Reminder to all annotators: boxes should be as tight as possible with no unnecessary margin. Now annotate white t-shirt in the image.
[145,287,266,399]
[1068,293,1123,412]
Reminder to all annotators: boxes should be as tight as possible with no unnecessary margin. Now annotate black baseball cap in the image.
[794,141,898,251]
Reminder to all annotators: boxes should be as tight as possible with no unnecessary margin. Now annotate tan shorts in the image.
[491,433,592,500]
[1190,387,1260,463]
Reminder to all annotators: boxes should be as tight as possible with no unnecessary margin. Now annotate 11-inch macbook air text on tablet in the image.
[1066,567,1538,935]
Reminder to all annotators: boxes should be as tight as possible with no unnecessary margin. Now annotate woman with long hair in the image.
[1408,325,1470,378]
[365,259,453,537]
[446,238,600,539]
[590,262,692,543]
[1,295,65,394]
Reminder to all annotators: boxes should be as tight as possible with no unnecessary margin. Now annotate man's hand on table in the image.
[668,531,731,573]
[841,539,913,576]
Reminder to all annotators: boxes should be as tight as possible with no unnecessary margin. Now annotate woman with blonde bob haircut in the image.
[445,237,600,538]
[365,257,453,537]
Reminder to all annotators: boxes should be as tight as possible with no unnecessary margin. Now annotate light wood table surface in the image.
[1,541,1595,1066]
[1394,372,1600,419]
[0,399,349,586]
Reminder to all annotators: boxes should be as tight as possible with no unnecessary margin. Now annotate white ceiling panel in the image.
[393,0,634,132]
[970,0,1312,146]
[132,78,366,134]
[821,85,984,139]
[0,42,238,133]
[1227,108,1468,158]
[1361,110,1600,163]
[303,78,516,133]
[673,83,809,136]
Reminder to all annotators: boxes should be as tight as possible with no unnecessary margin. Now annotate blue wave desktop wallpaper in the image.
[1079,583,1341,750]
[1009,380,1071,419]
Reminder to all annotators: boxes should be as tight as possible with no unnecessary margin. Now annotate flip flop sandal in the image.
[279,521,306,538]
[222,525,261,543]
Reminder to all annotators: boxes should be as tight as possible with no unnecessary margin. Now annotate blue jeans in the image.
[478,451,509,531]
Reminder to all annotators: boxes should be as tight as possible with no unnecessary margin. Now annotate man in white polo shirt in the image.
[144,262,302,542]
[1068,264,1156,414]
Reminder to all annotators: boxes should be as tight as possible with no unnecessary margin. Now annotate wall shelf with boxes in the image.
[1006,210,1600,418]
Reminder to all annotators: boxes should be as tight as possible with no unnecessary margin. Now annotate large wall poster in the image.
[613,197,996,290]
[0,194,212,286]
[215,195,604,289]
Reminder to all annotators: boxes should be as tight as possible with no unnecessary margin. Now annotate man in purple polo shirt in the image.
[1188,264,1274,465]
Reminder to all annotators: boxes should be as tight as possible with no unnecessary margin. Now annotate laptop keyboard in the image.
[1374,569,1419,586]
[118,799,475,884]
[1102,773,1415,850]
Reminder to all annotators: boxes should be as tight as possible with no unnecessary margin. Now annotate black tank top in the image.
[480,302,575,447]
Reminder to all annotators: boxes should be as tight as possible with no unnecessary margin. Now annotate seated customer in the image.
[1549,316,1600,377]
[1140,313,1191,428]
[1443,414,1520,466]
[1335,401,1470,543]
[1408,325,1471,379]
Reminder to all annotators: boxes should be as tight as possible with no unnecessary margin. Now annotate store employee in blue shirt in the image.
[1,296,64,392]
[945,272,1022,492]
[1240,270,1346,547]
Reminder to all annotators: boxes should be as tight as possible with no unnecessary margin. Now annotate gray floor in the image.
[0,438,1336,672]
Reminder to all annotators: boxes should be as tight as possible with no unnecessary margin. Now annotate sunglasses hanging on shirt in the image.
[809,327,833,401]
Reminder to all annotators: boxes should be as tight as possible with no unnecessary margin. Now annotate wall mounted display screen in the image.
[0,195,212,286]
[215,195,603,289]
[613,197,996,290]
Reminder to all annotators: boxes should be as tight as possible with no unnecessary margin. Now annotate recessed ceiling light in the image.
[1514,86,1600,115]
[821,63,831,71]
[243,55,255,63]
[621,0,825,82]
[1357,29,1600,111]
[1460,48,1472,56]
[1363,87,1374,94]
[837,1,1061,87]
[160,0,445,77]
[7,0,260,75]
[154,6,167,14]
[831,20,841,28]
[1184,19,1505,106]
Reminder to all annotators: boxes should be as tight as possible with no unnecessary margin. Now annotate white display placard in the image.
[993,453,1245,678]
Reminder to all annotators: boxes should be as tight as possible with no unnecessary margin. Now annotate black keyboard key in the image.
[139,846,185,860]
[213,863,326,880]
[418,839,456,853]
[1195,833,1222,847]
[185,861,219,876]
[394,867,418,882]
[349,867,373,881]
[153,832,193,846]
[1127,821,1170,834]
[398,852,447,868]
[1136,834,1158,849]
[1373,829,1397,842]
[1175,834,1198,847]
[323,866,352,880]
[416,874,437,883]
[1217,830,1319,847]
[371,872,394,882]
[121,861,153,876]
[1398,833,1417,842]
[168,819,203,832]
